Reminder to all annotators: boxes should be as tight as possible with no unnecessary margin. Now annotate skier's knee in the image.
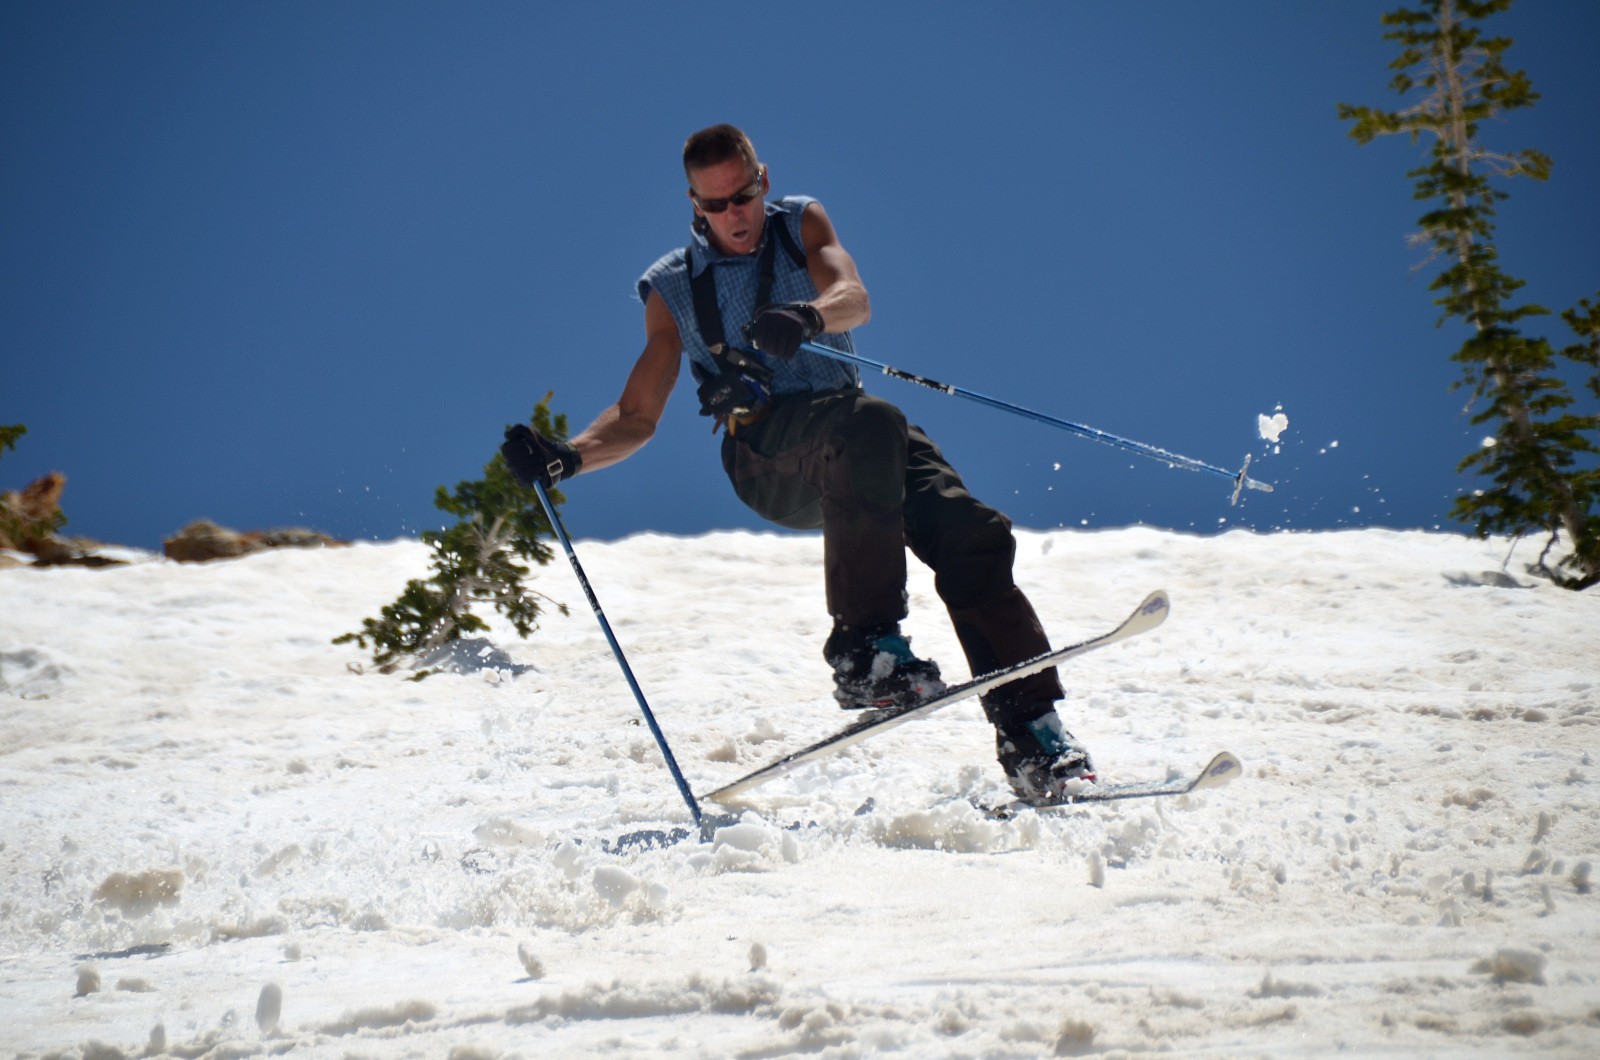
[829,396,908,505]
[832,395,907,451]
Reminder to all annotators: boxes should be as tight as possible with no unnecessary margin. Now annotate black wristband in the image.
[795,303,824,338]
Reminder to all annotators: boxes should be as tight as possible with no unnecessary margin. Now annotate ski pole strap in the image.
[797,341,1274,502]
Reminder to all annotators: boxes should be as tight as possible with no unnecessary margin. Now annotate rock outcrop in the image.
[0,472,123,567]
[163,519,349,563]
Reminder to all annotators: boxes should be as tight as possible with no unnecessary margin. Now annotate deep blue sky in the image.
[4,1,1597,549]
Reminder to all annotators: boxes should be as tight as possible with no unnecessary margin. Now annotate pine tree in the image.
[335,397,572,676]
[1339,0,1599,589]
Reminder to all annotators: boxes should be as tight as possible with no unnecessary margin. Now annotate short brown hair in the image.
[682,123,759,178]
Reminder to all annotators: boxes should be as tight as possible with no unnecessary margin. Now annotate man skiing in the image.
[503,123,1092,801]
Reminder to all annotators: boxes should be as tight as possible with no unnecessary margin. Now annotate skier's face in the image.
[688,158,767,257]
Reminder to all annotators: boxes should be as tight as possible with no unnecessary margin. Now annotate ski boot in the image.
[995,711,1096,802]
[824,621,945,710]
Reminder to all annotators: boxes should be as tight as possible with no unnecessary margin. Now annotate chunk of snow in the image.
[1257,411,1289,443]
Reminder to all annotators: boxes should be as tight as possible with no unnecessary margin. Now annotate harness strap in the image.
[686,211,807,355]
[686,210,810,434]
[687,242,731,354]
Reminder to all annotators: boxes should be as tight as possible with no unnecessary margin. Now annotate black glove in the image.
[691,361,763,421]
[501,425,582,489]
[745,302,824,360]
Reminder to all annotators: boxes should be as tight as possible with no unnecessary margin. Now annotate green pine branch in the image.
[335,396,574,676]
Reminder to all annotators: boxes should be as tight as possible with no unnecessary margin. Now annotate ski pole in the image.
[531,481,707,837]
[799,341,1274,504]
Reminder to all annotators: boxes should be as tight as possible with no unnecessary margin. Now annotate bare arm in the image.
[568,289,682,474]
[800,201,871,332]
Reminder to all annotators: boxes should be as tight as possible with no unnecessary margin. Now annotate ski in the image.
[985,751,1242,816]
[703,589,1171,804]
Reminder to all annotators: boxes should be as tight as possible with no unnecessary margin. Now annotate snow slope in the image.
[2,527,1597,1057]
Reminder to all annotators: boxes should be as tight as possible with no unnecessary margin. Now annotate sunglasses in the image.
[691,167,764,213]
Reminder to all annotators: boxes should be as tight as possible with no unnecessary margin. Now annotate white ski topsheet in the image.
[983,750,1243,817]
[703,590,1170,803]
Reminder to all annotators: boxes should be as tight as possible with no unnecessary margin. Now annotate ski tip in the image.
[1132,589,1170,630]
[1191,751,1242,791]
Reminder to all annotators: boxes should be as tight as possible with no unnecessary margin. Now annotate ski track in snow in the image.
[1,528,1597,1057]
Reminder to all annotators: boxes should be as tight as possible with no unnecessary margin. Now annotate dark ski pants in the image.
[721,388,1062,723]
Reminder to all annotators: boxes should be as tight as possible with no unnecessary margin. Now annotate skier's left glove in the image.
[501,425,582,489]
[745,302,824,360]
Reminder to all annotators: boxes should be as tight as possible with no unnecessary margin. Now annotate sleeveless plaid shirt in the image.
[636,195,860,397]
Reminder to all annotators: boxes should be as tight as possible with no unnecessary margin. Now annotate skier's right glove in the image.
[501,425,582,489]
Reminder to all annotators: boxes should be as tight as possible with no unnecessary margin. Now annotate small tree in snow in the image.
[1339,0,1599,588]
[335,397,571,676]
